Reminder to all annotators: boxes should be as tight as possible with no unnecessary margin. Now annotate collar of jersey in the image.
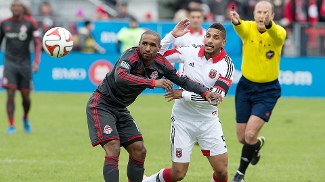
[187,26,204,35]
[198,46,226,63]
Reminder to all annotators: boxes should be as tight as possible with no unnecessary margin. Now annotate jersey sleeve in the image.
[158,56,209,98]
[160,32,185,64]
[266,21,286,46]
[0,21,5,47]
[233,19,250,41]
[29,16,41,65]
[212,57,234,97]
[114,54,155,89]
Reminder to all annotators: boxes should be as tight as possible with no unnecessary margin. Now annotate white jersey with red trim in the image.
[160,33,234,121]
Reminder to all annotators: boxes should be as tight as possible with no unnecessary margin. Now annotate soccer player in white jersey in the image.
[173,8,206,73]
[143,19,234,182]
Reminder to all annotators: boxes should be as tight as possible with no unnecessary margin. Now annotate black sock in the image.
[127,156,144,182]
[6,99,15,126]
[238,142,256,174]
[103,156,119,182]
[22,98,30,118]
[254,139,261,153]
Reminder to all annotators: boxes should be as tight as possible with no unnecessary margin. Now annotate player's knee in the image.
[127,141,147,160]
[138,145,147,159]
[171,168,187,181]
[214,167,228,180]
[244,132,257,144]
[102,140,121,156]
[237,135,245,144]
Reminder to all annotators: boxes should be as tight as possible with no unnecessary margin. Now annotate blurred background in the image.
[0,0,324,97]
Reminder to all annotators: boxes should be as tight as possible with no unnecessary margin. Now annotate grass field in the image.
[0,91,324,182]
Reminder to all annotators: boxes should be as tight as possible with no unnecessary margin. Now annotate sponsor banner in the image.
[0,52,324,97]
[90,21,242,55]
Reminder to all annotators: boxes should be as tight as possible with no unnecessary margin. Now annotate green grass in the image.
[0,92,324,182]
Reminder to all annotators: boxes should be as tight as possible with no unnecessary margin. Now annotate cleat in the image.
[251,136,265,165]
[143,174,147,180]
[231,171,244,182]
[5,126,16,134]
[23,117,31,133]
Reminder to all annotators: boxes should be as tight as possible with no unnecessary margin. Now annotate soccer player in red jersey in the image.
[0,0,42,134]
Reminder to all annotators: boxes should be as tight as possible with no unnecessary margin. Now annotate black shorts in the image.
[235,76,281,123]
[86,91,143,148]
[1,59,32,91]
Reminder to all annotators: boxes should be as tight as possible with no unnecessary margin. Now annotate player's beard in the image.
[141,53,154,64]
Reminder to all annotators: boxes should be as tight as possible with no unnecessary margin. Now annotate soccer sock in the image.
[22,98,31,120]
[162,168,173,182]
[142,168,166,182]
[127,156,144,182]
[238,142,256,174]
[103,156,119,182]
[254,139,261,152]
[212,172,228,182]
[6,99,15,126]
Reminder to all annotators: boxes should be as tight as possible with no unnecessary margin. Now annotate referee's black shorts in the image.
[235,76,281,123]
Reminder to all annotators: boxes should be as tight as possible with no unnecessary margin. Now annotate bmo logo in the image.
[89,60,114,85]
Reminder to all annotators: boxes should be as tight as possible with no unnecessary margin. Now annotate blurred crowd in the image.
[7,0,325,55]
[160,0,325,28]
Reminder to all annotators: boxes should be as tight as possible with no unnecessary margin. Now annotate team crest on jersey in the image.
[150,71,159,79]
[20,25,27,32]
[103,125,113,134]
[5,26,11,31]
[208,69,218,79]
[266,50,275,59]
[176,148,182,158]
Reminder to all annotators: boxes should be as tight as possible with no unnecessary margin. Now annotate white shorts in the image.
[170,115,227,163]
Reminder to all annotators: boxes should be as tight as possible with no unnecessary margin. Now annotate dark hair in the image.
[84,20,91,26]
[140,30,161,41]
[130,16,138,22]
[208,23,226,39]
[188,8,203,14]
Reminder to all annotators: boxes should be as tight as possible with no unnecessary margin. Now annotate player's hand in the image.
[164,89,183,102]
[171,18,190,38]
[205,92,223,105]
[229,9,240,25]
[32,63,39,73]
[155,79,173,92]
[264,12,271,26]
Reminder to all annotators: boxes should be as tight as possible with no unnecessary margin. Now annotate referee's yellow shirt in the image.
[233,20,286,83]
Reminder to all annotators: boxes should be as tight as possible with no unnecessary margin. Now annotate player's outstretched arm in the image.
[164,89,222,105]
[171,18,190,38]
[155,79,174,92]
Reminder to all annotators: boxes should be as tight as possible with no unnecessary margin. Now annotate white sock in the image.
[143,169,165,182]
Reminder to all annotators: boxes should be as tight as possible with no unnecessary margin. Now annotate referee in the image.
[229,1,286,181]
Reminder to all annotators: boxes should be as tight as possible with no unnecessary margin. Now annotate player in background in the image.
[116,16,145,54]
[229,1,286,181]
[85,29,222,182]
[0,0,41,134]
[173,8,206,73]
[143,19,234,182]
